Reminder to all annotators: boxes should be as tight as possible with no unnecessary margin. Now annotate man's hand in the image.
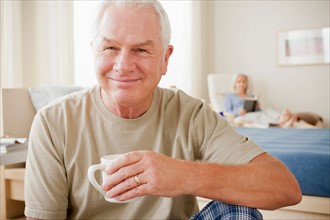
[102,151,186,201]
[101,151,302,210]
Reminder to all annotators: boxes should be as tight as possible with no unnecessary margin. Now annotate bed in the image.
[199,127,329,219]
[237,127,330,219]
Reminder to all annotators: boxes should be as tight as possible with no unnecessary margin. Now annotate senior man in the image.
[25,1,301,219]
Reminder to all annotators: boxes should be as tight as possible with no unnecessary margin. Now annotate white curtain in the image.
[0,0,74,88]
[1,0,23,88]
[35,1,74,86]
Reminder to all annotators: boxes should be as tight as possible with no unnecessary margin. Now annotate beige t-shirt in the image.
[24,85,264,219]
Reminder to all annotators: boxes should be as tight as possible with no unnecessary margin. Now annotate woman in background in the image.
[224,73,260,117]
[223,73,322,128]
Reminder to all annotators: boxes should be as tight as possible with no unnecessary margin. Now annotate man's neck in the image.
[100,89,152,119]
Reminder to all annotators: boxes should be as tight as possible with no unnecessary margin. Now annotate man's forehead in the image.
[100,37,156,47]
[103,4,159,21]
[95,5,163,48]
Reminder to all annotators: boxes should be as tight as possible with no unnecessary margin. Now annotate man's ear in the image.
[162,45,174,75]
[164,45,174,64]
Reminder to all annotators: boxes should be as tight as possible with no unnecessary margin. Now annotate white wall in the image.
[2,1,329,126]
[201,1,330,126]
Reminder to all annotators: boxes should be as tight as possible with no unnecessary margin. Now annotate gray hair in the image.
[91,0,171,49]
[233,73,249,94]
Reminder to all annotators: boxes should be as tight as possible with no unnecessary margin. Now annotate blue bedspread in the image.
[235,127,330,197]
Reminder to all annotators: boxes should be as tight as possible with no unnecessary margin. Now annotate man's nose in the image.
[113,51,134,73]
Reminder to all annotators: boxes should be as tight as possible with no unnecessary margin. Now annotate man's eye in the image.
[105,46,117,51]
[136,48,148,53]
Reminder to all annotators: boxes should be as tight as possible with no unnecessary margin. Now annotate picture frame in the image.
[278,27,329,66]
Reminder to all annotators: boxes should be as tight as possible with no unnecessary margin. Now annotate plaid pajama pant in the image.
[191,201,263,220]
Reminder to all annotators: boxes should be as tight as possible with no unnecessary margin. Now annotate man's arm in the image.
[103,151,301,210]
[185,152,302,210]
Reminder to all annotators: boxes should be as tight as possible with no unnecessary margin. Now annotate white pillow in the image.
[28,85,84,111]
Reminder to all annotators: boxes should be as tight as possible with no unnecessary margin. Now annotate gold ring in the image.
[134,175,141,186]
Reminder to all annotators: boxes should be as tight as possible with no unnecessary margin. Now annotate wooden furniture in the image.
[0,144,28,219]
[0,163,26,219]
[1,88,34,219]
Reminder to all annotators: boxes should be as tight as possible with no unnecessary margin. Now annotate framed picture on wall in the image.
[278,27,329,66]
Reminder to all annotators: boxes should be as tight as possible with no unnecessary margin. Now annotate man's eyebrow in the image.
[134,40,155,48]
[102,37,117,44]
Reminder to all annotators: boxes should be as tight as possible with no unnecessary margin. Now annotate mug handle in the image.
[87,163,107,196]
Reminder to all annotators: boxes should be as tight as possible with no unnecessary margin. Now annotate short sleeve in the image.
[24,112,68,219]
[193,102,264,165]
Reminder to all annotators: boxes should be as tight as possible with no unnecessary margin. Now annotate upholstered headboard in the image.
[207,74,235,112]
[1,88,36,138]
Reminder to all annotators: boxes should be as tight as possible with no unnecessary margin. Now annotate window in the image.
[73,1,98,87]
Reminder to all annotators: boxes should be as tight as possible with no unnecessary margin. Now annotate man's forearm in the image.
[183,152,302,210]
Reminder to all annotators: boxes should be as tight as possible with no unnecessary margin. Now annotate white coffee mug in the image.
[87,154,140,203]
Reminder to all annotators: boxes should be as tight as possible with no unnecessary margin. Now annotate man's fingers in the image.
[102,151,148,191]
[105,151,144,174]
[106,174,146,199]
[112,183,147,202]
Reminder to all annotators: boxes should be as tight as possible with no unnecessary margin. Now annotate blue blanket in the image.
[235,127,330,197]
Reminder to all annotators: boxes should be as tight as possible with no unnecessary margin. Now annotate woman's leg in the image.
[278,109,293,124]
[278,109,298,128]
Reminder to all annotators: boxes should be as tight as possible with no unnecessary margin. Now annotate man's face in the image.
[92,5,173,109]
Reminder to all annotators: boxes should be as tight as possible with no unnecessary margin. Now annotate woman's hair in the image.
[90,0,171,49]
[233,73,249,94]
